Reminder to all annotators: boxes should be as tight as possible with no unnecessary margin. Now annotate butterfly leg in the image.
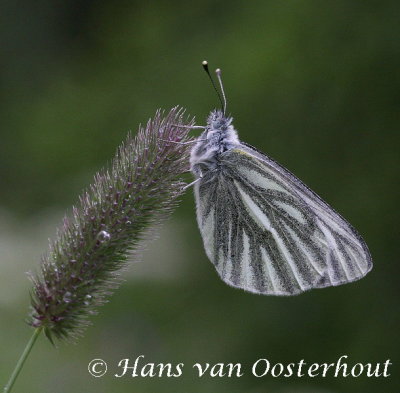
[160,139,207,145]
[171,124,206,130]
[183,167,204,191]
[182,177,202,191]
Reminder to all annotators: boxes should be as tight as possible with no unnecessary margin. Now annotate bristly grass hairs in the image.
[4,108,195,393]
[189,60,372,296]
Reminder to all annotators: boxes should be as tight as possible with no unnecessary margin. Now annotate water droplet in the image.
[63,292,72,303]
[84,294,93,306]
[97,230,111,243]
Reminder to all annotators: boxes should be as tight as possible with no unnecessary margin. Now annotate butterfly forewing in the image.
[194,145,372,295]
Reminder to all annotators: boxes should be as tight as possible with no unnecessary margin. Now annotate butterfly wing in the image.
[194,144,372,295]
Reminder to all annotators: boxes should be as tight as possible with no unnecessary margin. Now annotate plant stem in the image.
[3,328,42,393]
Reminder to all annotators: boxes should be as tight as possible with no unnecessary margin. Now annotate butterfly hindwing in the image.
[194,145,372,295]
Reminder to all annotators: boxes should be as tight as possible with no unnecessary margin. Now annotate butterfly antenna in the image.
[215,68,227,115]
[202,60,225,114]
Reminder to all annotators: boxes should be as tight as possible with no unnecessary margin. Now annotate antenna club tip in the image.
[202,60,208,66]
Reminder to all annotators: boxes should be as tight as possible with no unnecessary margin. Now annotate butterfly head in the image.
[206,109,233,132]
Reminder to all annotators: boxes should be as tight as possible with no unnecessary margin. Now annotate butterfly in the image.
[188,61,372,296]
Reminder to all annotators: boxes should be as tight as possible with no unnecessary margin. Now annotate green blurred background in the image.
[1,1,399,392]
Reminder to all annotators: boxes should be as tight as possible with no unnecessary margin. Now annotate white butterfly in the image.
[189,62,372,296]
